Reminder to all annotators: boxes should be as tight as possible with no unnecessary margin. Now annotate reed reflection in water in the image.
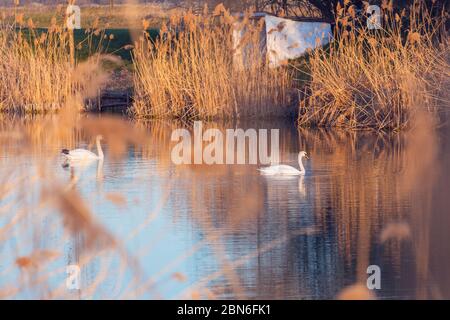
[0,115,449,299]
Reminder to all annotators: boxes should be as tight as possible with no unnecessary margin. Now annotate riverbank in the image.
[0,1,448,130]
[298,0,449,131]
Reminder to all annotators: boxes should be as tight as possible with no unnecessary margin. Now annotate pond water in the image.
[1,115,449,299]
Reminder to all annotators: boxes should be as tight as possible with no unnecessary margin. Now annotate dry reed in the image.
[131,5,293,119]
[298,0,449,130]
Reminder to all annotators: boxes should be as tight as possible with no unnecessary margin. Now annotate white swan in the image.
[62,135,104,162]
[259,151,308,176]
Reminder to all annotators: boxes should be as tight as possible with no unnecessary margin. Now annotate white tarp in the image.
[265,15,332,67]
[233,13,332,68]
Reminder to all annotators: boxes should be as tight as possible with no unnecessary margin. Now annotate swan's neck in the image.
[298,154,305,172]
[96,138,104,159]
[97,158,104,181]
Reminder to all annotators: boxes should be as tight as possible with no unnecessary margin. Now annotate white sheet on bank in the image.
[264,15,332,67]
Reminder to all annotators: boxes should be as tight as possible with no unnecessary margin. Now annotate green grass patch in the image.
[19,27,159,63]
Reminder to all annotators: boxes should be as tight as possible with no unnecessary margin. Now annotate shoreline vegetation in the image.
[0,3,177,29]
[132,5,293,119]
[299,0,449,131]
[0,1,448,130]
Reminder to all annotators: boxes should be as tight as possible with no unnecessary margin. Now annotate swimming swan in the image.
[62,135,104,162]
[259,151,308,176]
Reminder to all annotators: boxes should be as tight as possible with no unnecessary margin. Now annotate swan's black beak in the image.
[305,153,310,159]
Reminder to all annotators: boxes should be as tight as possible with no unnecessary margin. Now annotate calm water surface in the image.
[1,116,449,299]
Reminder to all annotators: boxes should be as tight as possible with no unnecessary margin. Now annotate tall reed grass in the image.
[0,15,115,113]
[298,0,449,130]
[0,18,74,113]
[131,5,293,119]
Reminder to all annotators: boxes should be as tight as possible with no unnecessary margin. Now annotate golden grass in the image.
[298,0,449,130]
[131,6,293,119]
[0,112,446,298]
[0,20,73,113]
[0,16,117,113]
